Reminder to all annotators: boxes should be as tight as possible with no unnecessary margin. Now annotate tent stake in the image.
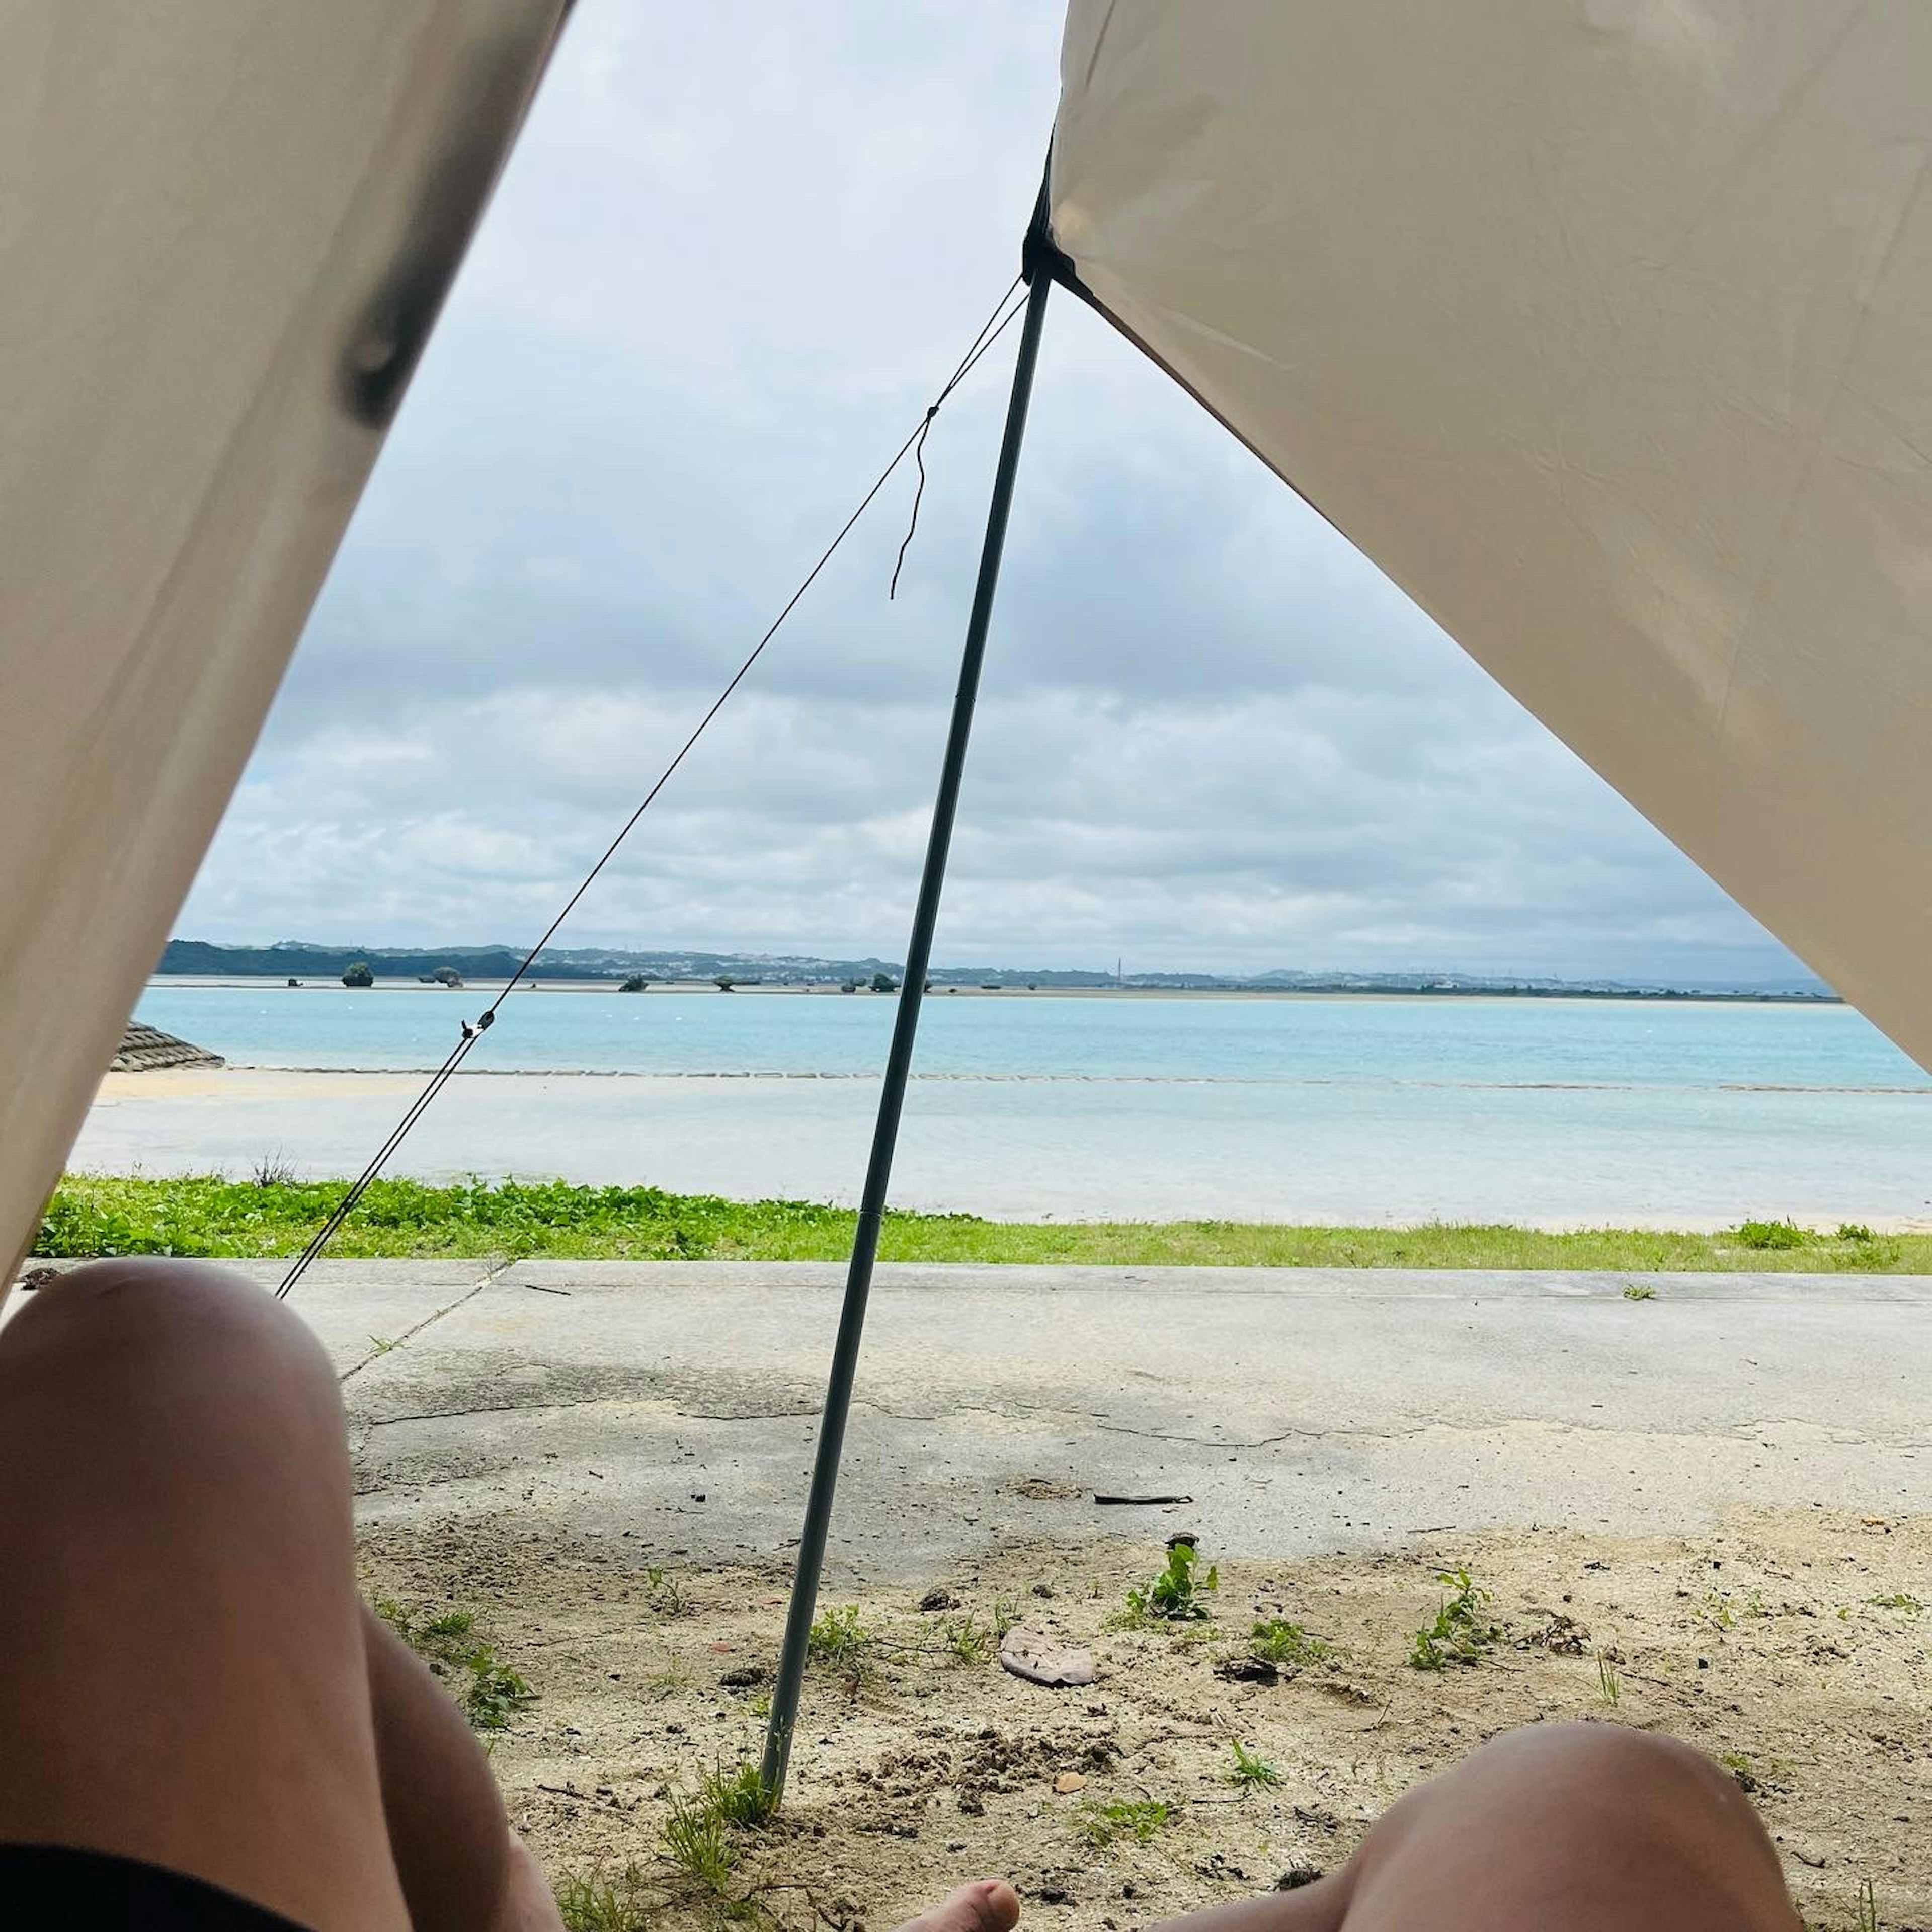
[760,264,1052,1800]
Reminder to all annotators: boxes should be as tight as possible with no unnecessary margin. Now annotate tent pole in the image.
[760,264,1053,1800]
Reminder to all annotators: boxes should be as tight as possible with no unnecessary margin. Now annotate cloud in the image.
[179,3,1799,984]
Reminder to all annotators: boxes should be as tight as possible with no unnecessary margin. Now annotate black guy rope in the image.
[276,272,1028,1300]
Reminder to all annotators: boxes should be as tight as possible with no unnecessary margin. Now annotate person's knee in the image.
[1377,1721,1779,1880]
[6,1256,330,1382]
[0,1258,342,1478]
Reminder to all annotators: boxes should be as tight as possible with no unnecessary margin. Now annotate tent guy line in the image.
[273,270,1029,1301]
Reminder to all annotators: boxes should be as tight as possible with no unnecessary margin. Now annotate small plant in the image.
[370,1599,532,1731]
[1857,1875,1880,1932]
[991,1595,1022,1638]
[1838,1222,1877,1243]
[1696,1590,1736,1632]
[1622,1283,1657,1301]
[1075,1798,1174,1848]
[808,1603,875,1684]
[748,1692,772,1718]
[251,1151,296,1187]
[1125,1540,1219,1623]
[464,1644,535,1730]
[939,1613,992,1665]
[645,1565,693,1617]
[1596,1653,1621,1707]
[662,1793,735,1894]
[1733,1218,1807,1250]
[1226,1740,1283,1790]
[1870,1592,1923,1613]
[1409,1567,1500,1670]
[368,1334,399,1353]
[699,1760,776,1829]
[1250,1619,1329,1668]
[555,1861,660,1932]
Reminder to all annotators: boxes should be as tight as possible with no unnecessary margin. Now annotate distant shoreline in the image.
[146,974,1844,1007]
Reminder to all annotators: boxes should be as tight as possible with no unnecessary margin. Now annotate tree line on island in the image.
[157,940,1836,1004]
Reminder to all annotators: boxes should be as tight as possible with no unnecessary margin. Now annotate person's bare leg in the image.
[1152,1723,1799,1932]
[0,1260,536,1930]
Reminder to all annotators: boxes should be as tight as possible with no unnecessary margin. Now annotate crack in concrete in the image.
[1097,1419,1430,1448]
[338,1259,514,1385]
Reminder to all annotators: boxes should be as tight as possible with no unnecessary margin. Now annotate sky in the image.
[175,2,1809,985]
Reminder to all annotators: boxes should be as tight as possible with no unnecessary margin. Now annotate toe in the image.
[898,1879,1022,1932]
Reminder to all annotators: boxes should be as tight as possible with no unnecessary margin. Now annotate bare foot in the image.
[896,1879,1023,1932]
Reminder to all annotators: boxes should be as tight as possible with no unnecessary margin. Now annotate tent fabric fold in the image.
[0,1,566,1286]
[1048,0,1932,1070]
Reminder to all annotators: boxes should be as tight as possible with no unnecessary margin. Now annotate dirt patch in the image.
[359,1509,1932,1930]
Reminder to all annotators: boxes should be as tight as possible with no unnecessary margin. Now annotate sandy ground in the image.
[361,1507,1932,1931]
[68,1069,1932,1230]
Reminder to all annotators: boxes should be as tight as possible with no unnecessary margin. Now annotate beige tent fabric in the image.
[1050,2,1932,1066]
[0,1,566,1287]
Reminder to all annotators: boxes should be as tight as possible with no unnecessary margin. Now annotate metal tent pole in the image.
[760,264,1053,1799]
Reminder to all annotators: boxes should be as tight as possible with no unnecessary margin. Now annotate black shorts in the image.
[1,1845,308,1928]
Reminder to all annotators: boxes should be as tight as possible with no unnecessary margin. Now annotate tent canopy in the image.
[1048,0,1932,1069]
[0,1,566,1282]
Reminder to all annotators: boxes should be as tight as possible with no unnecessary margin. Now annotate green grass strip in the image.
[28,1177,1930,1272]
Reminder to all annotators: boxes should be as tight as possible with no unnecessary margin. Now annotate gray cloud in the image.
[180,2,1799,984]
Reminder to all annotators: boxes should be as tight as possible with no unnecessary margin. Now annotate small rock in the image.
[1037,1886,1072,1905]
[719,1665,768,1688]
[919,1587,957,1613]
[1054,1772,1087,1794]
[1031,1582,1055,1599]
[1276,1862,1324,1891]
[1000,1627,1098,1688]
[1215,1656,1280,1685]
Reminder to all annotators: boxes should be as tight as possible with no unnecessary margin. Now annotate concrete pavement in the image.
[195,1259,1932,1583]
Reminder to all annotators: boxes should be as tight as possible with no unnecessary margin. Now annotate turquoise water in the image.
[134,984,1931,1090]
[101,984,1932,1224]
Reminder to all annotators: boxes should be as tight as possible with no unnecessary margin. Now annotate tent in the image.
[4,0,1929,1793]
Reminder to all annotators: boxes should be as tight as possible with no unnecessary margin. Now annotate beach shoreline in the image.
[70,1064,1932,1235]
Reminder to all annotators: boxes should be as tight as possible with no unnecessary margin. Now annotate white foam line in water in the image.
[220,1063,1932,1095]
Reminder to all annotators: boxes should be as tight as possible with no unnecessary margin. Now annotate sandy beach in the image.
[71,1064,1932,1232]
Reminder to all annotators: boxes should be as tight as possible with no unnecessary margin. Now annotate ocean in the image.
[93,984,1932,1226]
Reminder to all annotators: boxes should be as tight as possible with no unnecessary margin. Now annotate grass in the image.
[1075,1798,1174,1848]
[555,1862,661,1932]
[1250,1618,1329,1667]
[1858,1875,1880,1932]
[698,1761,777,1829]
[371,1599,534,1731]
[662,1793,736,1894]
[937,1612,993,1665]
[807,1603,875,1684]
[1597,1653,1621,1707]
[1409,1567,1502,1671]
[33,1175,1932,1272]
[1226,1740,1283,1790]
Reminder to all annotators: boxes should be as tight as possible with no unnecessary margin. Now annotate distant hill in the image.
[156,940,1839,1002]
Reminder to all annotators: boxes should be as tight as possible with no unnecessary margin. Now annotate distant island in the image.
[155,939,1840,1003]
